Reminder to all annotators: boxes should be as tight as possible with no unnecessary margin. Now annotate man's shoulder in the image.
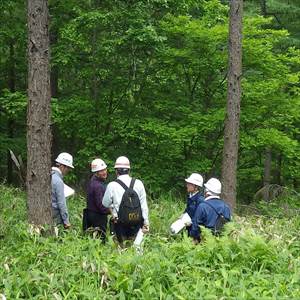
[106,180,127,192]
[52,171,63,184]
[131,178,145,190]
[106,177,144,189]
[106,180,118,188]
[132,177,143,184]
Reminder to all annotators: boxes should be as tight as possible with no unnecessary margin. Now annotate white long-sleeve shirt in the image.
[102,174,149,225]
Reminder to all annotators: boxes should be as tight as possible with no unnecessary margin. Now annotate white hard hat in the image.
[91,158,107,172]
[114,156,130,169]
[55,152,74,168]
[204,178,222,194]
[185,173,203,187]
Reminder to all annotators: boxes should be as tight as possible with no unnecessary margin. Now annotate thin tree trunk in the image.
[221,0,243,210]
[7,41,16,184]
[263,147,272,201]
[27,0,52,226]
[260,0,267,16]
[274,152,282,185]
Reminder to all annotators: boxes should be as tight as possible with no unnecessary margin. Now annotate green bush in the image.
[1,185,300,299]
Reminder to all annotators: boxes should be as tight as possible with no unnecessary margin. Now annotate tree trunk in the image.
[27,0,52,226]
[274,152,282,185]
[221,0,243,210]
[263,147,272,201]
[7,42,16,184]
[49,29,60,161]
[260,0,267,16]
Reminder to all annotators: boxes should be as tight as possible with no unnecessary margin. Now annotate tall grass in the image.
[1,185,300,299]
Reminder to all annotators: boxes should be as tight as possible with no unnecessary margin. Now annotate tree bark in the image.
[221,0,243,210]
[27,0,52,226]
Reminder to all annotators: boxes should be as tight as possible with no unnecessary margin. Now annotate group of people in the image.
[51,152,232,245]
[181,173,231,242]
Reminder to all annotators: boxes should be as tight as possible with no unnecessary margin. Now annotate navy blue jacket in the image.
[184,192,205,219]
[190,198,231,239]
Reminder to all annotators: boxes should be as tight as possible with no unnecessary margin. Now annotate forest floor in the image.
[1,185,300,299]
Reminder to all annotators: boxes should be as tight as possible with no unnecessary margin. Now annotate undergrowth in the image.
[1,185,300,299]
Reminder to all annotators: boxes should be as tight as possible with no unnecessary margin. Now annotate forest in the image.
[1,0,299,200]
[0,0,300,299]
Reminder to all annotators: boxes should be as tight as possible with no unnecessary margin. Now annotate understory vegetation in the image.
[1,185,300,299]
[1,0,300,199]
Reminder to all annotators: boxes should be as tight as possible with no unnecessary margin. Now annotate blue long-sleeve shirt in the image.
[51,168,69,225]
[184,192,205,219]
[87,175,109,214]
[190,198,231,239]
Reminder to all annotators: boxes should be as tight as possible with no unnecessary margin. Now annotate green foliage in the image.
[0,0,299,202]
[0,91,27,178]
[1,185,300,299]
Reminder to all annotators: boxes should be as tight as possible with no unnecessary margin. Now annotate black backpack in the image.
[115,178,143,226]
[204,201,230,236]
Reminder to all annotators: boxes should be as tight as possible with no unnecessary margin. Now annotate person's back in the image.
[102,156,149,244]
[190,178,231,242]
[193,198,231,229]
[104,174,147,218]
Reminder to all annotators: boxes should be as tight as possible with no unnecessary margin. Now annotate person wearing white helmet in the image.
[83,158,110,241]
[51,152,74,228]
[184,173,205,218]
[170,173,204,235]
[102,156,149,245]
[183,173,205,235]
[190,177,231,243]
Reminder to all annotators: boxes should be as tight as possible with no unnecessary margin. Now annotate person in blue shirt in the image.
[184,173,205,235]
[190,177,231,243]
[51,152,74,229]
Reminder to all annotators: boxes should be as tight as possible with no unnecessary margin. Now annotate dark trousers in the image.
[82,209,108,241]
[114,221,143,244]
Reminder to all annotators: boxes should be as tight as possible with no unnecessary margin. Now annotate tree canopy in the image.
[0,0,299,202]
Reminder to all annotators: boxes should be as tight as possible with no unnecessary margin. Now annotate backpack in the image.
[203,201,230,236]
[115,178,143,226]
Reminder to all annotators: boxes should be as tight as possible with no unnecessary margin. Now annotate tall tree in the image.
[27,0,52,225]
[221,0,243,209]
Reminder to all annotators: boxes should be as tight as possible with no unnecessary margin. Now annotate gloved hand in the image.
[64,223,71,229]
[142,224,149,234]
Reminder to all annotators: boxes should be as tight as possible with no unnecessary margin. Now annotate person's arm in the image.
[138,181,149,231]
[102,184,112,207]
[55,179,70,227]
[225,204,232,221]
[183,195,189,214]
[94,183,110,214]
[189,205,206,241]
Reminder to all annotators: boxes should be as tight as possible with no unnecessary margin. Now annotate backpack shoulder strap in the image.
[204,201,230,221]
[129,178,136,189]
[203,201,221,216]
[115,179,128,191]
